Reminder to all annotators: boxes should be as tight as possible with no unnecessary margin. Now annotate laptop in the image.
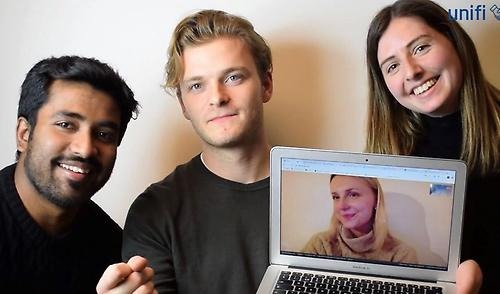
[257,146,467,294]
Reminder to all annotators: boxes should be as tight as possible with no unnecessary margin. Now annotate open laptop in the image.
[257,146,466,294]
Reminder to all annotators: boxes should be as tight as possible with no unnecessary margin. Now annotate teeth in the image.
[59,163,89,174]
[413,78,437,95]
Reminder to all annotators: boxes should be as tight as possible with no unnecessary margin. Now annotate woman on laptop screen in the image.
[303,175,417,263]
[365,0,499,291]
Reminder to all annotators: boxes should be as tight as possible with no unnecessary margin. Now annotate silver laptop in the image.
[257,146,466,293]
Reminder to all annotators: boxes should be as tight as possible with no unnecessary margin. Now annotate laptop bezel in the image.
[269,146,466,283]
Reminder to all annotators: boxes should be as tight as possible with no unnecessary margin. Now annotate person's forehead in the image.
[41,79,121,122]
[181,37,256,77]
[377,16,437,60]
[331,176,370,188]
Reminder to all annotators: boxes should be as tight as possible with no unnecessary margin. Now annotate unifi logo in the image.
[448,4,487,20]
[491,4,500,20]
[448,4,500,20]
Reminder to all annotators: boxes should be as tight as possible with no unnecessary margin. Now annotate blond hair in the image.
[164,9,272,98]
[328,176,389,251]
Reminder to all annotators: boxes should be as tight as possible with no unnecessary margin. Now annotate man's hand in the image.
[96,256,156,294]
[457,260,482,294]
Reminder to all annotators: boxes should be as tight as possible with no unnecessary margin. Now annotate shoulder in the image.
[84,201,122,236]
[124,156,204,231]
[148,155,203,192]
[0,164,17,200]
[75,201,122,262]
[0,164,15,178]
[132,156,203,205]
[385,235,417,263]
[303,231,335,254]
[309,231,331,242]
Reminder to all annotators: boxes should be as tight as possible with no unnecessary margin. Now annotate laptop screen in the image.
[279,157,456,272]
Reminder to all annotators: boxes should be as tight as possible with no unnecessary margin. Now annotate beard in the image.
[23,143,109,210]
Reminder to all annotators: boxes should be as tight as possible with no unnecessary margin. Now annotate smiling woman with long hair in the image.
[365,0,500,292]
[303,175,417,263]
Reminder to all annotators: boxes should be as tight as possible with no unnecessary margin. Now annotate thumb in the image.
[127,255,149,272]
[456,260,482,294]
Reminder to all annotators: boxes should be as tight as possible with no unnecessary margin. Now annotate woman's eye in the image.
[189,83,201,91]
[414,44,430,55]
[348,192,359,198]
[386,63,398,74]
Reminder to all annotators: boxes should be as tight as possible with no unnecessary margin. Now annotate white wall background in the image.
[0,0,499,227]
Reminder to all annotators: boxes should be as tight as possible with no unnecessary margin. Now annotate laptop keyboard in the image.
[273,271,443,294]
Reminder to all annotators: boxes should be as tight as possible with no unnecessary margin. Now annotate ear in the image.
[261,71,273,103]
[16,117,31,154]
[177,96,191,121]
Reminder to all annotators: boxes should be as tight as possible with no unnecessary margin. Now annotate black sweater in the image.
[413,113,499,294]
[123,155,269,294]
[0,164,122,293]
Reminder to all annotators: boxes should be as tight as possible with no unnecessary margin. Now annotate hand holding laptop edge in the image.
[456,260,482,294]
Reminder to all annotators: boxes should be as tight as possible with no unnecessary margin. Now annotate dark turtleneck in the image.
[413,111,462,160]
[412,111,499,294]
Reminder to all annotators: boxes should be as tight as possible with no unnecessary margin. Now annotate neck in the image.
[349,222,373,238]
[14,162,78,236]
[200,139,271,184]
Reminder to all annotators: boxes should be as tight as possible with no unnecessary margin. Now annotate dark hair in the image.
[18,55,139,147]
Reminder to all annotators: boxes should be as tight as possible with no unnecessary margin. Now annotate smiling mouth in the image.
[341,213,356,220]
[58,163,90,174]
[412,77,438,95]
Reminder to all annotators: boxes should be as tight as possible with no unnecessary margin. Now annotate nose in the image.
[335,198,349,211]
[70,130,98,158]
[404,56,423,81]
[208,82,229,106]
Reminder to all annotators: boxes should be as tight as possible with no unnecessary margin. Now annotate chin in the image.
[208,136,244,148]
[47,194,83,209]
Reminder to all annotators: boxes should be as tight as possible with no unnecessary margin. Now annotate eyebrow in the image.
[54,111,120,131]
[344,188,357,194]
[379,34,431,68]
[331,188,357,195]
[182,66,250,85]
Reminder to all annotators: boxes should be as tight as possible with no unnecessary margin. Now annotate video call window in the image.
[279,158,455,271]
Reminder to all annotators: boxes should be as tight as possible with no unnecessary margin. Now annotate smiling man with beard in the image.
[0,56,155,293]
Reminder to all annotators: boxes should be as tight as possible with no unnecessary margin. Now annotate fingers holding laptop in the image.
[96,256,157,294]
[456,260,482,294]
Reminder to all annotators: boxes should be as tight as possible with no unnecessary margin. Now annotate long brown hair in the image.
[365,0,500,176]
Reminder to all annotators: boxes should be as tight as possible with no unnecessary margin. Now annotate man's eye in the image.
[225,74,243,84]
[56,121,73,129]
[97,131,117,143]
